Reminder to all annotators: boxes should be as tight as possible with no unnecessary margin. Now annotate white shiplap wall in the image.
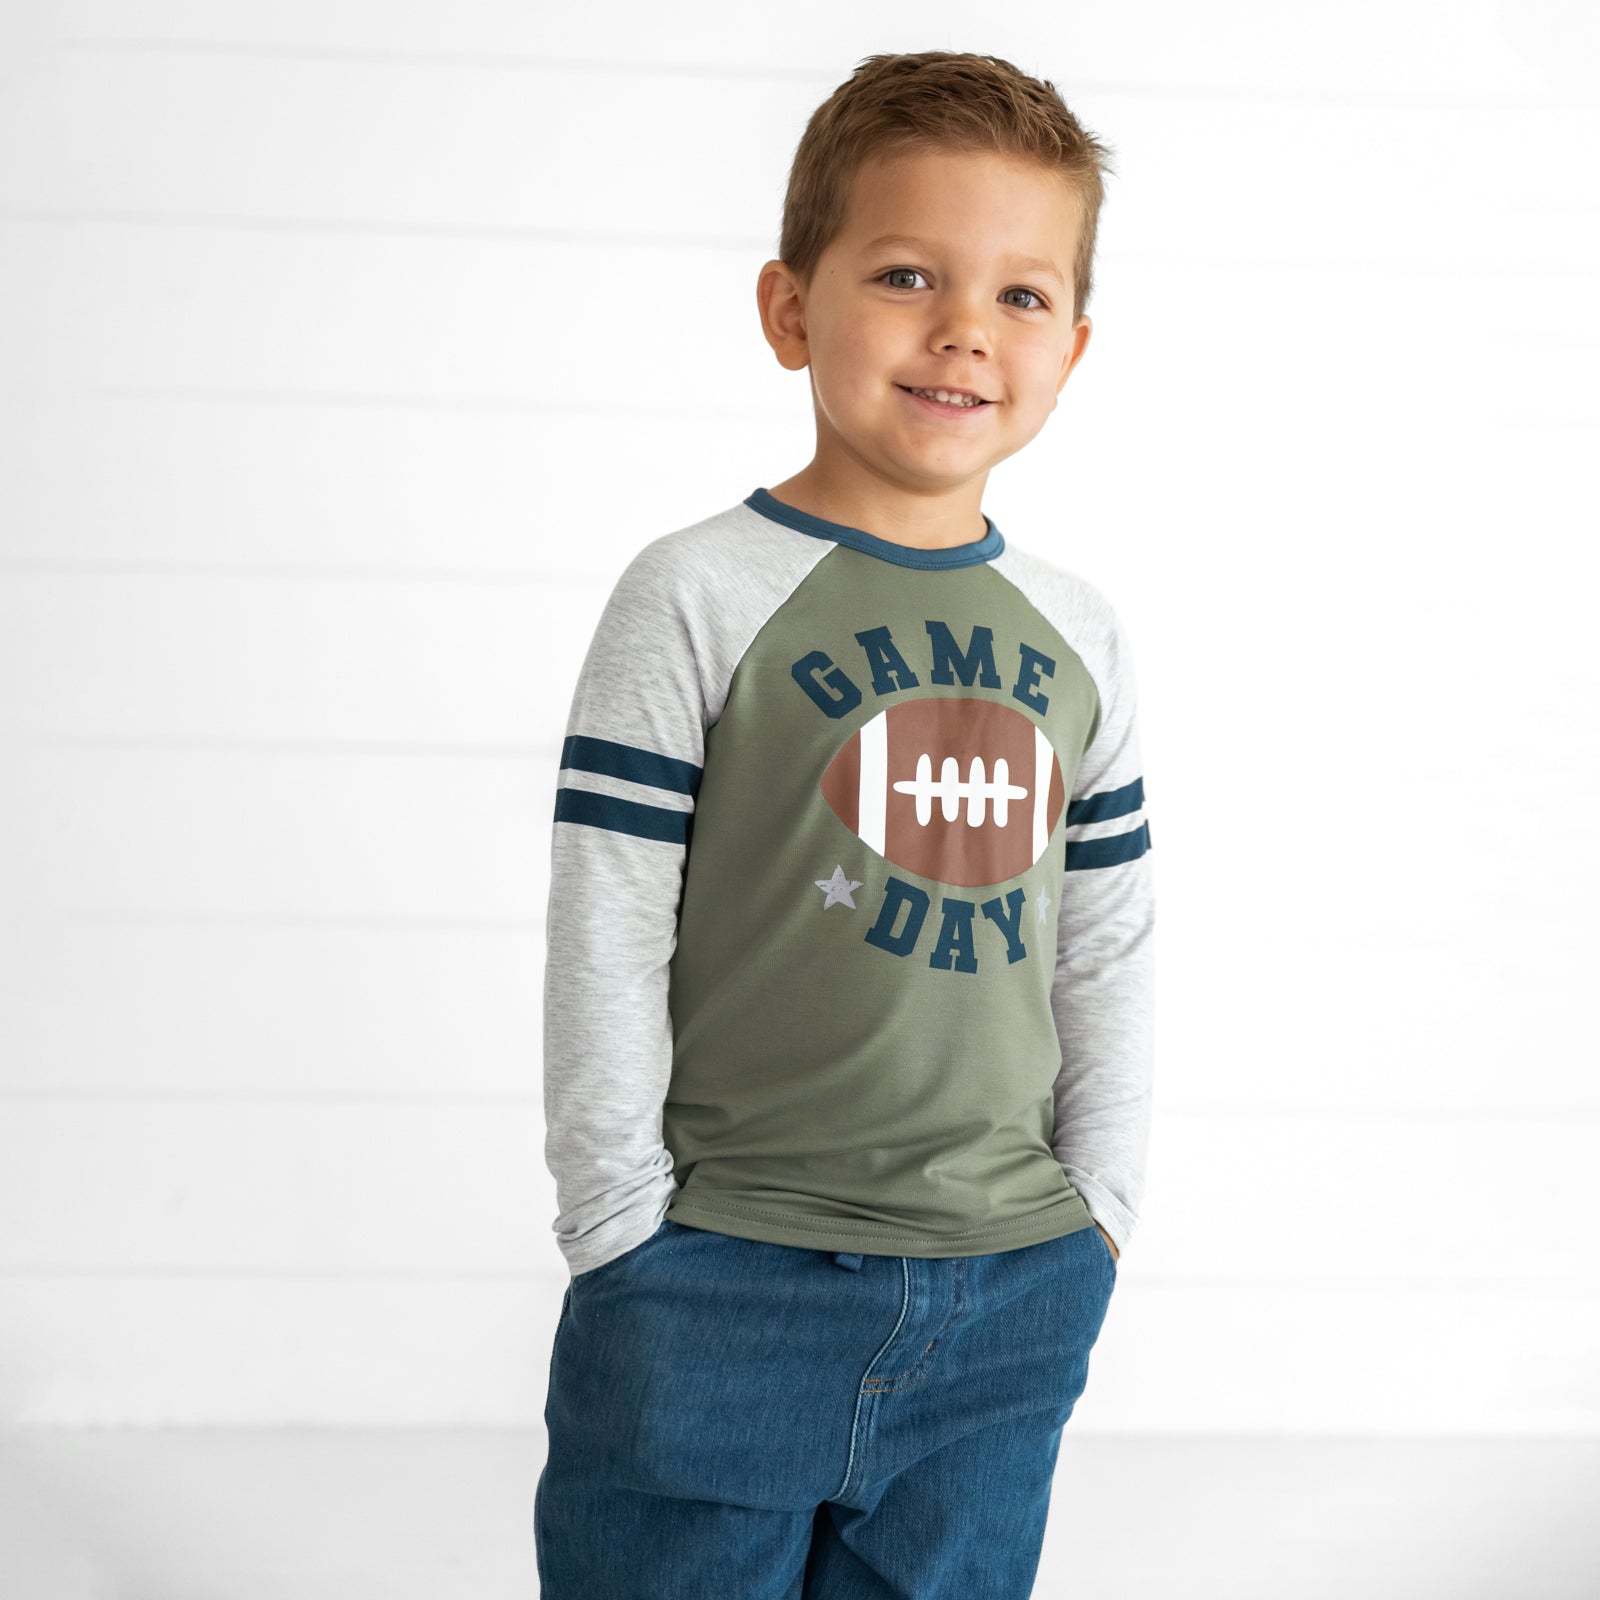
[1,1,1596,1428]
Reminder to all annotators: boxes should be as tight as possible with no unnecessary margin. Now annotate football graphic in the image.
[819,697,1065,888]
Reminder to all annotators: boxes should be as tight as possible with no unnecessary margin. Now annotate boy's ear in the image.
[757,259,812,373]
[1057,314,1093,393]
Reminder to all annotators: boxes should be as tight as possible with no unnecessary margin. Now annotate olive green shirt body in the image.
[666,529,1099,1255]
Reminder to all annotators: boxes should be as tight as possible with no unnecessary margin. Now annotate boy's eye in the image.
[878,269,1047,311]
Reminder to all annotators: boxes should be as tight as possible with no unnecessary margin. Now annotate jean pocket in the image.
[1088,1222,1118,1272]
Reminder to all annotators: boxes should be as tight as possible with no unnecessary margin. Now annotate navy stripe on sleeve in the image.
[1065,775,1143,826]
[553,787,691,845]
[1064,820,1151,872]
[560,734,702,797]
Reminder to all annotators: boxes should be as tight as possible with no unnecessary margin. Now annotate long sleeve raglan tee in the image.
[543,488,1155,1279]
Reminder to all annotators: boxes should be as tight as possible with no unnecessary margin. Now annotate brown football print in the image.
[819,696,1065,888]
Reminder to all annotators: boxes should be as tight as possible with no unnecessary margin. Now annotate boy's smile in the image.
[758,146,1092,550]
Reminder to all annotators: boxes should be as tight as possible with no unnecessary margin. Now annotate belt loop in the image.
[833,1251,864,1271]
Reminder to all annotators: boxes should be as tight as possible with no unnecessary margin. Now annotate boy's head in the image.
[758,52,1116,509]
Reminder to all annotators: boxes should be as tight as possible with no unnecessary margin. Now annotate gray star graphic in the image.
[815,865,864,909]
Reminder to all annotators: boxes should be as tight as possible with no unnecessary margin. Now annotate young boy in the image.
[534,50,1153,1600]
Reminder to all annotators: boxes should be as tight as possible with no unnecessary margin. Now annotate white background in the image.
[1,0,1597,1450]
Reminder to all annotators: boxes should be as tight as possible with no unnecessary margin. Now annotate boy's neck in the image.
[765,469,991,553]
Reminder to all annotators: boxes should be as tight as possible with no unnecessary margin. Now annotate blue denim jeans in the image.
[534,1215,1118,1598]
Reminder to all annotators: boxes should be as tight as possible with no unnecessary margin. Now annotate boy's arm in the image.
[1050,605,1155,1259]
[542,538,702,1278]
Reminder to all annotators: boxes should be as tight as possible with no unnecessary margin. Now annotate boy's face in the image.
[760,147,1092,504]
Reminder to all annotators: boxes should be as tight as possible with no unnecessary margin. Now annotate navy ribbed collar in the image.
[744,486,1004,570]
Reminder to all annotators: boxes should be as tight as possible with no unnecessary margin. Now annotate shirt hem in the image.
[663,1190,1095,1258]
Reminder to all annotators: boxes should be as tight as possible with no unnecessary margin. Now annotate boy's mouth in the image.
[896,384,993,411]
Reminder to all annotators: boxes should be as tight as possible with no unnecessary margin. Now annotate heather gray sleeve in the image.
[541,512,831,1277]
[1050,602,1155,1257]
[543,536,702,1278]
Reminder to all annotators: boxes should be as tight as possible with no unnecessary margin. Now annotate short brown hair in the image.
[778,52,1116,325]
